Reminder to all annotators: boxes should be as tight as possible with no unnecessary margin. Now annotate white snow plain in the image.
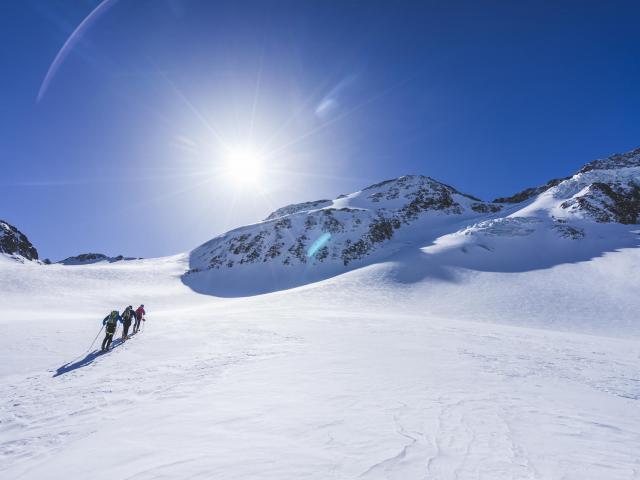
[1,248,639,479]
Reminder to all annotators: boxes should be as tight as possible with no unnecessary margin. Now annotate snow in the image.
[2,243,640,479]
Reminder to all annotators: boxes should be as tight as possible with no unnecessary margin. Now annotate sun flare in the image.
[222,146,265,186]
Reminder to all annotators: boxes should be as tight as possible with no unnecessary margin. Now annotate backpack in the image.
[123,309,131,321]
[107,311,118,325]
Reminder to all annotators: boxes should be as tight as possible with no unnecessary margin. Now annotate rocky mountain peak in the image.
[0,220,38,261]
[578,147,640,174]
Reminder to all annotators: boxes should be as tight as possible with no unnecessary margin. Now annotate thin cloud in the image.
[315,74,358,120]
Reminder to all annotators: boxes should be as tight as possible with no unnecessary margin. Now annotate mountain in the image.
[185,175,504,294]
[0,220,38,261]
[57,253,141,265]
[186,147,640,296]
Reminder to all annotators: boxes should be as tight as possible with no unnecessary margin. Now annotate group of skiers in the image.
[101,304,146,352]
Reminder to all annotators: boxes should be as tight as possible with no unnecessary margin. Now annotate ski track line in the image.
[0,328,303,476]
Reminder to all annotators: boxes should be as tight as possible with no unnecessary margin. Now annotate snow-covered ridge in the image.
[494,147,640,205]
[186,175,502,285]
[512,165,640,224]
[578,146,640,173]
[264,199,333,221]
[0,220,38,262]
[492,176,570,204]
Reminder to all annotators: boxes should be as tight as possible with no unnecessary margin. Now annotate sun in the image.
[222,146,265,186]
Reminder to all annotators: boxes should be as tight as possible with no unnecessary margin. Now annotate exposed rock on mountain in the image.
[58,253,141,265]
[493,177,570,204]
[560,181,640,224]
[0,220,38,261]
[188,175,502,278]
[490,148,640,225]
[578,147,640,173]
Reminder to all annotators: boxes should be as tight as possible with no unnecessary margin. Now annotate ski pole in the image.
[87,325,104,351]
[62,324,104,366]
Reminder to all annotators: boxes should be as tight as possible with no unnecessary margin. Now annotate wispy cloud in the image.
[315,74,358,120]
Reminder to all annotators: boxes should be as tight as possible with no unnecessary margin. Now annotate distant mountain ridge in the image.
[4,146,640,287]
[57,253,142,265]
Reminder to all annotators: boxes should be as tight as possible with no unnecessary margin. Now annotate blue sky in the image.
[2,0,639,261]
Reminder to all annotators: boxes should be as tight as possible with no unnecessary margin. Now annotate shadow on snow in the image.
[53,336,128,377]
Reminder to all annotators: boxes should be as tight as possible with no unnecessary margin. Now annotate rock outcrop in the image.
[0,220,38,261]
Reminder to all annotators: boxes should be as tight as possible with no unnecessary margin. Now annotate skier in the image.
[101,310,122,352]
[133,304,145,334]
[121,306,134,340]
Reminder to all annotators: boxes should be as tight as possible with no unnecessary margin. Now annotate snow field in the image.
[1,251,639,479]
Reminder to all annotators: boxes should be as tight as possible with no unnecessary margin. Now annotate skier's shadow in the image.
[53,337,125,377]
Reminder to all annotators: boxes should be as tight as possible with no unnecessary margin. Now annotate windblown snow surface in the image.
[1,234,640,479]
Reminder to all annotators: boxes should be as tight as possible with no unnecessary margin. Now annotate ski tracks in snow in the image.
[352,321,640,480]
[0,326,304,477]
[355,396,538,480]
[2,308,639,479]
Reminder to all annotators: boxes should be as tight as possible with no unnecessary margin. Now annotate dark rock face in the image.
[61,253,108,263]
[560,182,640,224]
[470,202,503,214]
[341,217,401,266]
[552,222,586,239]
[493,177,570,204]
[58,253,141,265]
[0,220,38,260]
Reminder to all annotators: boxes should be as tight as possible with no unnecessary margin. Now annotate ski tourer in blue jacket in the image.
[101,310,122,351]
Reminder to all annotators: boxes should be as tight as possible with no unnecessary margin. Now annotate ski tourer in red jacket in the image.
[133,305,146,334]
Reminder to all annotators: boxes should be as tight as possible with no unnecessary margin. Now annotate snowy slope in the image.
[1,250,640,480]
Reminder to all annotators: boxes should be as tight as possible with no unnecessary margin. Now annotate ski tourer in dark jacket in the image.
[121,306,134,340]
[102,310,122,351]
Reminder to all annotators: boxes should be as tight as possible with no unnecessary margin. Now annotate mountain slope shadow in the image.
[182,257,373,298]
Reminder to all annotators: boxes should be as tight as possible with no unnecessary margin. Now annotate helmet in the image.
[128,305,133,309]
[140,304,144,308]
